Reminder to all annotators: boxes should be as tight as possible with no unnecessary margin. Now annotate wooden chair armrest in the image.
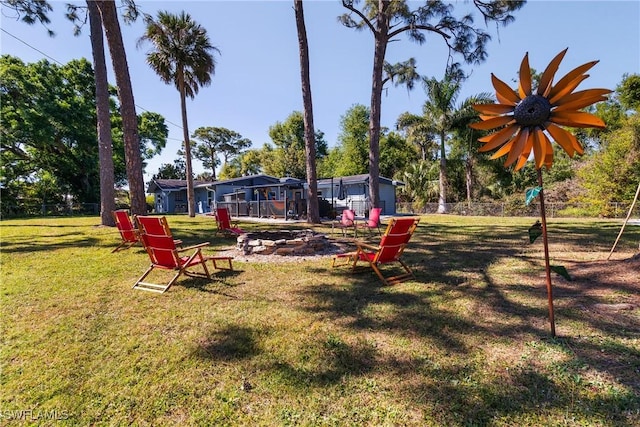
[178,242,210,252]
[355,241,380,251]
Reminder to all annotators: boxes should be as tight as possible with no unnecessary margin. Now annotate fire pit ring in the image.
[236,229,334,256]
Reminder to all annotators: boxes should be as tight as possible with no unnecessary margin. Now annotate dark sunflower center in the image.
[513,95,551,127]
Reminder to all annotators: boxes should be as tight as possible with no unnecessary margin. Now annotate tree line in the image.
[2,1,638,223]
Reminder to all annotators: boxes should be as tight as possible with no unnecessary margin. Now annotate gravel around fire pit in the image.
[214,230,354,263]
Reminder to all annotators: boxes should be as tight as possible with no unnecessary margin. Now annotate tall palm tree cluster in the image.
[397,67,492,213]
[5,0,526,224]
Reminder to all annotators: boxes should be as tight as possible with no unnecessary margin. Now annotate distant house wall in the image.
[316,175,401,216]
[379,184,396,215]
[148,174,401,215]
[148,175,283,214]
[154,190,183,213]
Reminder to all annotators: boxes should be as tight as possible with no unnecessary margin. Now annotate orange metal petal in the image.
[515,153,529,170]
[550,111,606,128]
[515,132,534,170]
[518,53,532,99]
[478,123,519,152]
[552,94,608,112]
[491,73,520,105]
[490,134,518,159]
[531,128,545,169]
[549,75,589,105]
[472,103,515,115]
[496,92,514,105]
[548,60,599,101]
[537,48,568,97]
[553,88,612,106]
[534,128,554,169]
[505,128,529,167]
[544,139,554,169]
[469,115,514,130]
[545,122,582,156]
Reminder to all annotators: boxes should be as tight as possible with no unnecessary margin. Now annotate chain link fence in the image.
[396,202,639,218]
[1,203,100,219]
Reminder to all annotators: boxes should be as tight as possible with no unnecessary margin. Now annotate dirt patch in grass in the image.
[568,253,639,289]
[558,253,639,312]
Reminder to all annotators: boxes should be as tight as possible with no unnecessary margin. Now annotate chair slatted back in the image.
[341,209,355,226]
[215,207,232,229]
[137,215,173,238]
[374,218,419,263]
[113,210,137,242]
[366,207,382,227]
[138,233,181,269]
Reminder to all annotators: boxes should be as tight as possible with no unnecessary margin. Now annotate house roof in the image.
[317,174,403,186]
[146,174,283,193]
[147,179,211,193]
[147,174,402,194]
[212,174,280,186]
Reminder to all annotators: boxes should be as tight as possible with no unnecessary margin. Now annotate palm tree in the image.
[339,0,524,212]
[400,68,491,213]
[401,161,439,211]
[6,0,145,216]
[396,111,437,161]
[139,11,220,217]
[421,74,461,213]
[449,93,493,207]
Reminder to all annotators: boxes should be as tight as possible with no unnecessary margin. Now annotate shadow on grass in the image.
[194,325,263,361]
[179,270,243,296]
[268,335,377,388]
[293,222,639,423]
[5,217,637,424]
[1,232,104,253]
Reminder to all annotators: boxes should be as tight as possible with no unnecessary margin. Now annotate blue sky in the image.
[1,0,639,181]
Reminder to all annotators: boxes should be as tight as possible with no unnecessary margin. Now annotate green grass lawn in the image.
[1,215,638,426]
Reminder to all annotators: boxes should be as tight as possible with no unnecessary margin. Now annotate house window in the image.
[175,191,185,201]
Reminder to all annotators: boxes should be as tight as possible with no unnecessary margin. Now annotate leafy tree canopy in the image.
[1,55,168,204]
[262,111,327,179]
[191,126,251,179]
[152,159,186,180]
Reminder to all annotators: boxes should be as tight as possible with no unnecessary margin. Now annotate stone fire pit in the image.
[236,229,333,256]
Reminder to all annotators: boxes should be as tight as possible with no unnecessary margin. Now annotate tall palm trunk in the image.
[178,70,196,217]
[95,0,146,216]
[437,131,447,213]
[294,0,319,223]
[465,157,473,208]
[88,0,115,226]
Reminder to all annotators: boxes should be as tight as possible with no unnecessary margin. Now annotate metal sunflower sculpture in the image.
[470,48,611,336]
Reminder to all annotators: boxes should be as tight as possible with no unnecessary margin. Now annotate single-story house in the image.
[147,174,403,218]
[147,179,210,214]
[317,174,401,216]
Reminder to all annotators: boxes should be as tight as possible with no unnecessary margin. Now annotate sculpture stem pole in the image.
[537,169,556,337]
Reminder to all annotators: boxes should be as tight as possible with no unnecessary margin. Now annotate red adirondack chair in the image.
[135,214,182,248]
[133,215,233,293]
[332,217,420,285]
[356,207,383,236]
[214,207,245,236]
[112,210,139,252]
[332,209,356,237]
